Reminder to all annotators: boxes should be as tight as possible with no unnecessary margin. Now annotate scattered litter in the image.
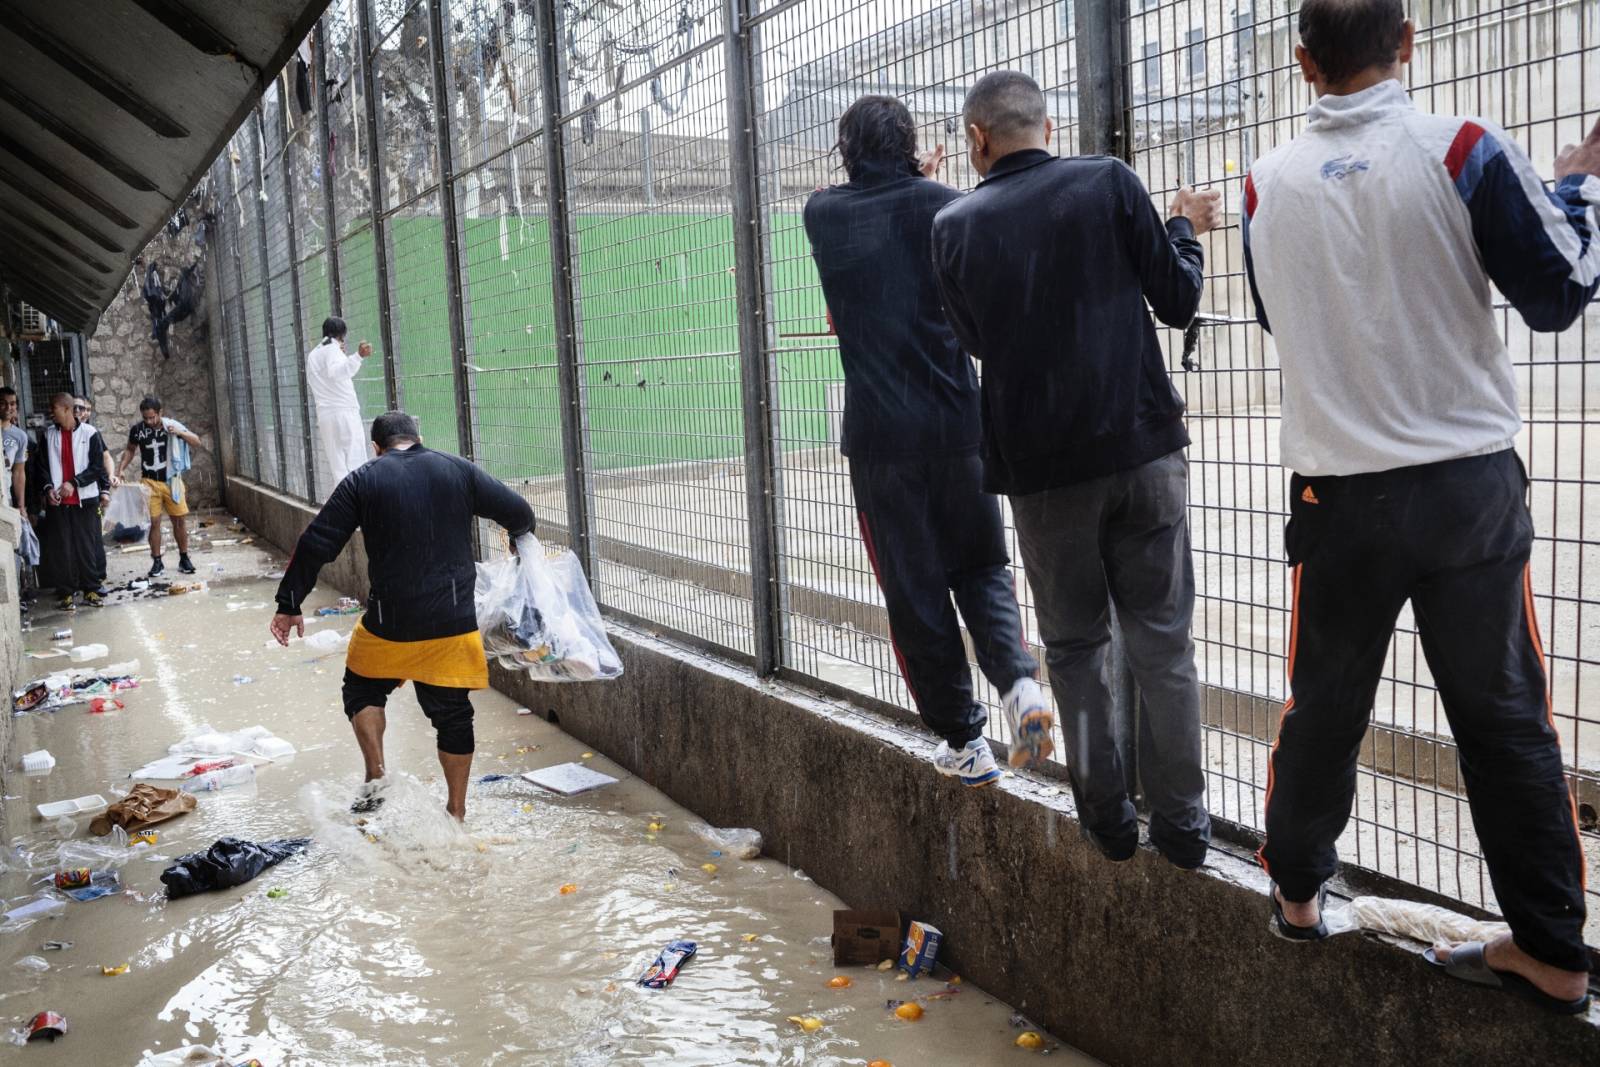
[901,921,942,977]
[14,661,141,714]
[266,887,288,900]
[210,538,240,547]
[639,939,697,988]
[826,976,852,989]
[2,897,65,924]
[700,863,718,875]
[20,749,55,773]
[521,804,534,813]
[182,764,256,792]
[14,955,49,972]
[559,884,579,895]
[88,697,125,714]
[35,794,107,820]
[877,959,894,971]
[1347,895,1506,945]
[315,598,362,616]
[40,942,72,952]
[53,868,91,889]
[61,871,119,902]
[131,724,296,778]
[25,1011,66,1042]
[692,825,762,860]
[302,629,349,652]
[741,934,760,943]
[516,707,533,716]
[477,773,513,783]
[521,763,618,796]
[91,785,197,836]
[232,675,254,685]
[129,832,159,847]
[1015,1031,1045,1049]
[161,837,311,899]
[475,533,623,681]
[580,752,594,760]
[68,643,109,663]
[52,628,72,641]
[893,1002,924,1021]
[648,821,666,832]
[137,1046,231,1066]
[786,1015,824,1032]
[101,963,129,976]
[26,650,68,661]
[833,910,901,966]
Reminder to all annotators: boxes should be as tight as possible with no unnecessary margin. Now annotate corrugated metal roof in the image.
[0,0,332,333]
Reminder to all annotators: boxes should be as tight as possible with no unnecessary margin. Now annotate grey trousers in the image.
[1010,450,1210,860]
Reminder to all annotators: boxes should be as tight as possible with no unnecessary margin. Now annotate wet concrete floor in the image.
[2,532,1094,1065]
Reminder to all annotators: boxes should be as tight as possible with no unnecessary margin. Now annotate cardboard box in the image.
[901,920,943,977]
[832,909,902,967]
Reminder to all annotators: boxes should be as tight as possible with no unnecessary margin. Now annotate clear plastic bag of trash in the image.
[1347,896,1509,945]
[692,825,762,860]
[301,628,349,652]
[102,483,150,533]
[475,533,622,682]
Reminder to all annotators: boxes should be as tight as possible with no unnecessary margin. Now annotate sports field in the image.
[297,211,835,483]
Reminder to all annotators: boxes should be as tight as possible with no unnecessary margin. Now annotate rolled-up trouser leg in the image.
[415,681,476,755]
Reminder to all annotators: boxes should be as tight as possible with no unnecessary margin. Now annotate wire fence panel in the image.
[1131,0,1599,937]
[197,0,1600,942]
[263,85,311,500]
[556,0,757,654]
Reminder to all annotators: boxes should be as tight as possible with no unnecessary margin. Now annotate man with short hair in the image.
[115,396,201,578]
[1242,0,1596,1013]
[0,386,27,511]
[270,411,535,821]
[73,397,111,596]
[306,315,374,487]
[26,393,107,609]
[931,71,1220,868]
[802,94,1046,787]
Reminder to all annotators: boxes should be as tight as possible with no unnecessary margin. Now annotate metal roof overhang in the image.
[0,0,332,334]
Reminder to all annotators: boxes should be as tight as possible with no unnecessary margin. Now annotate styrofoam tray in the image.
[521,763,618,796]
[36,794,108,819]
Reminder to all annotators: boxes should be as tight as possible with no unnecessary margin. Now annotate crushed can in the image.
[900,920,943,978]
[638,939,697,988]
[53,868,92,890]
[52,628,72,641]
[26,1011,67,1042]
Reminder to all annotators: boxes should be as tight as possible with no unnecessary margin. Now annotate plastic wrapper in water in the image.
[692,825,763,860]
[1347,895,1509,945]
[161,836,310,899]
[475,533,622,682]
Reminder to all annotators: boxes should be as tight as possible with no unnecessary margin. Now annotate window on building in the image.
[1187,28,1206,79]
[1142,40,1161,90]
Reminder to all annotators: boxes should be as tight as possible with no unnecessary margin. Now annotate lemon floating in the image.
[522,803,534,813]
[741,933,760,943]
[701,863,718,875]
[648,821,666,832]
[1016,1031,1045,1049]
[894,1002,923,1021]
[101,964,129,976]
[559,883,579,895]
[786,1015,824,1032]
[826,976,852,989]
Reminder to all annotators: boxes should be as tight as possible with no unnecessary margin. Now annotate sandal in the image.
[1270,882,1329,942]
[1423,941,1591,1016]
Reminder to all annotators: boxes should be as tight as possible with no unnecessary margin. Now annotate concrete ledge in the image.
[225,474,1599,1064]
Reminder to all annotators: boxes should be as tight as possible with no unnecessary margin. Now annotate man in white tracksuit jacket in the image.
[306,315,374,487]
[1243,0,1598,1015]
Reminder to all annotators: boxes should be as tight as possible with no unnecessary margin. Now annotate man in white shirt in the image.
[306,315,374,487]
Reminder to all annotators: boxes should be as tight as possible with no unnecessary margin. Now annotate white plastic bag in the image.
[475,533,622,682]
[103,483,150,532]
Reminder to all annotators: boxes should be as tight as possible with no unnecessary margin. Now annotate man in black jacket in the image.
[931,71,1219,867]
[28,393,108,610]
[803,95,1046,786]
[270,411,535,820]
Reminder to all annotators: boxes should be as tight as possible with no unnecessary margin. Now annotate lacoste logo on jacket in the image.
[1320,155,1372,181]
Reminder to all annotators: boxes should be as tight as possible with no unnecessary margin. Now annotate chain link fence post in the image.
[315,21,342,316]
[355,0,399,412]
[534,0,593,576]
[725,0,781,677]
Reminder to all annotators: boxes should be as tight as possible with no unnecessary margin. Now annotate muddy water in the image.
[2,549,1095,1065]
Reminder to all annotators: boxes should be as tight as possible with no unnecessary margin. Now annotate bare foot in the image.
[446,804,466,823]
[1275,885,1321,929]
[1433,934,1587,1001]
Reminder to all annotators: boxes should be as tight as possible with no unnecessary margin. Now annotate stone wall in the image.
[85,195,222,508]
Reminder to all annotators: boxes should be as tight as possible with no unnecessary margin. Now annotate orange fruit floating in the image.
[826,976,852,989]
[1016,1031,1045,1049]
[559,883,578,895]
[893,1002,923,1021]
[786,1015,824,1032]
[869,1061,893,1067]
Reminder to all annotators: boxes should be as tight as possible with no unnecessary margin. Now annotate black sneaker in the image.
[148,558,165,579]
[178,555,196,575]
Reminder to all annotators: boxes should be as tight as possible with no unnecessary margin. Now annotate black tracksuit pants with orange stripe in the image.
[851,452,1038,747]
[1261,449,1588,972]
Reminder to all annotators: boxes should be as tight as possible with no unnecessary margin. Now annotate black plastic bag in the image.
[161,837,310,899]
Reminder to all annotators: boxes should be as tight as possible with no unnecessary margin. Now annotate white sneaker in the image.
[1002,677,1055,769]
[933,737,1002,788]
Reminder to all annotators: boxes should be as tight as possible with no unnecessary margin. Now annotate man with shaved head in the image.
[1244,0,1597,1014]
[931,70,1220,870]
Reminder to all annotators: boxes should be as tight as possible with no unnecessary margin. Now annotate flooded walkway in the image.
[2,530,1093,1065]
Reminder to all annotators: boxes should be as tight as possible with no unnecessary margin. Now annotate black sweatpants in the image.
[1260,449,1588,972]
[851,452,1038,747]
[342,669,476,755]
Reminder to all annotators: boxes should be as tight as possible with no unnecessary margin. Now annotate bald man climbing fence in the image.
[270,411,535,821]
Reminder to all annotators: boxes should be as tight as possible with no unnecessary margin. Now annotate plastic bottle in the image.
[69,643,109,662]
[181,764,257,792]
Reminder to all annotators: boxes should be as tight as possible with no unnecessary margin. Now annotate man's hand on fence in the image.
[1554,116,1600,181]
[1171,185,1223,236]
[918,144,947,180]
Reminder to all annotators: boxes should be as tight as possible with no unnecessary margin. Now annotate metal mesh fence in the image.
[203,0,1599,941]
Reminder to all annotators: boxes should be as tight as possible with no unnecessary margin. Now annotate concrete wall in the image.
[223,473,1600,1067]
[0,502,29,818]
[85,193,223,508]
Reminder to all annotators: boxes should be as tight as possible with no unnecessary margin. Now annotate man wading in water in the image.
[270,411,535,820]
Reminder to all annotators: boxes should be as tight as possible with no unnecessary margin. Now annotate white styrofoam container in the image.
[20,749,56,773]
[35,794,108,819]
